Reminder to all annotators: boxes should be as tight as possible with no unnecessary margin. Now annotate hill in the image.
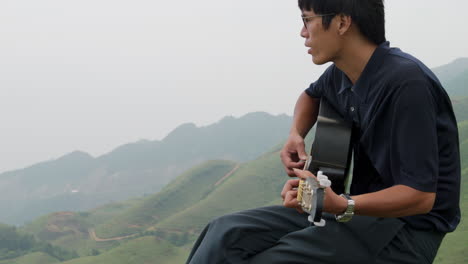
[433,57,468,98]
[0,223,78,263]
[0,112,291,225]
[0,252,60,264]
[452,97,468,123]
[94,160,238,238]
[59,236,187,264]
[434,122,468,263]
[4,58,468,263]
[20,198,145,256]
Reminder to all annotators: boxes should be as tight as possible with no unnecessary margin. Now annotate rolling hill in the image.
[4,58,468,263]
[0,112,291,225]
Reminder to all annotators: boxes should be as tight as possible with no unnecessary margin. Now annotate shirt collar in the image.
[338,41,391,101]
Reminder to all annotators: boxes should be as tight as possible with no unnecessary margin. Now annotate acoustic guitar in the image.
[297,98,353,226]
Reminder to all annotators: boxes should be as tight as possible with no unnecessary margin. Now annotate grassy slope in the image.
[94,160,238,238]
[452,97,468,123]
[434,121,468,263]
[0,252,60,264]
[60,237,187,264]
[12,99,468,264]
[20,198,143,256]
[155,146,285,232]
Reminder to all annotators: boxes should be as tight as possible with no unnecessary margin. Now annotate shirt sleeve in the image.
[390,79,438,192]
[305,81,323,98]
[304,65,335,98]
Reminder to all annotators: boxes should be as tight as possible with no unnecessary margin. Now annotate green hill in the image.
[1,112,291,226]
[0,252,60,264]
[453,97,468,123]
[155,147,285,232]
[5,57,468,264]
[433,57,468,97]
[94,160,238,238]
[20,198,145,256]
[0,223,78,263]
[60,237,187,264]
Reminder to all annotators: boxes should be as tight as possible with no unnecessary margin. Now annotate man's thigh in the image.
[249,214,405,264]
[187,206,310,264]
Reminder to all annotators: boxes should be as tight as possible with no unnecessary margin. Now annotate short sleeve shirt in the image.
[305,42,461,233]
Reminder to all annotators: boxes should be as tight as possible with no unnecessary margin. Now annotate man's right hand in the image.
[280,133,308,177]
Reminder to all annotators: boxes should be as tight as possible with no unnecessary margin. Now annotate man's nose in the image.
[300,25,308,38]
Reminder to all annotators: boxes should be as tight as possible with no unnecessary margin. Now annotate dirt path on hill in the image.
[214,164,240,186]
[88,228,138,242]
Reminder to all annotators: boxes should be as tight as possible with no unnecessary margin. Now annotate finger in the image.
[281,179,300,199]
[284,161,306,177]
[285,167,295,177]
[296,145,308,161]
[289,160,306,169]
[292,168,315,180]
[284,191,304,213]
[285,166,305,177]
[281,153,304,168]
[283,190,299,208]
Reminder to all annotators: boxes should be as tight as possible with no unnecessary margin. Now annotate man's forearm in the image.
[291,91,320,138]
[350,185,436,218]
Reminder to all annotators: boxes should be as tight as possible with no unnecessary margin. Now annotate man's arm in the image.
[280,92,320,176]
[290,91,320,138]
[351,185,436,217]
[283,169,436,218]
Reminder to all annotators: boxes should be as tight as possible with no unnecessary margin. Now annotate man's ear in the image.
[337,14,352,35]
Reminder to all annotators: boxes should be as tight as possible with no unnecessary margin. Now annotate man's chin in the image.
[312,56,327,65]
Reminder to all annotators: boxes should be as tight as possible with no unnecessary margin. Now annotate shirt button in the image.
[350,106,355,112]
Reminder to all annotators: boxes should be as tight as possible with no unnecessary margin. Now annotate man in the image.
[186,0,460,263]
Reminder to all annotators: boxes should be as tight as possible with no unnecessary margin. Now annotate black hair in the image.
[298,0,386,45]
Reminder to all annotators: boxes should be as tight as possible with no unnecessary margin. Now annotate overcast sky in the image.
[0,0,467,173]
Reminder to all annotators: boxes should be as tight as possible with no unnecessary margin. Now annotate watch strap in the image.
[335,193,355,222]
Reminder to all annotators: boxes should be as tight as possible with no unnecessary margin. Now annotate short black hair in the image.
[298,0,386,45]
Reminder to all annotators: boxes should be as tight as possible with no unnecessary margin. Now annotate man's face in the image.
[300,10,340,65]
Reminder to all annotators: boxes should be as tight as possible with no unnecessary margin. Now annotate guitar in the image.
[296,98,353,226]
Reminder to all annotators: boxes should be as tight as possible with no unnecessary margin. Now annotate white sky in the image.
[0,0,467,173]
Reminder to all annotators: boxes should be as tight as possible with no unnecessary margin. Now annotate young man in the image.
[186,1,460,263]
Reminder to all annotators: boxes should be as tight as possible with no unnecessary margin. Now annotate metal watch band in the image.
[335,193,355,222]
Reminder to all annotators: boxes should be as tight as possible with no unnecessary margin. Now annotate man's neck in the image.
[334,39,378,84]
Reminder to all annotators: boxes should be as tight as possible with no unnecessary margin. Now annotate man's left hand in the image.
[281,168,348,215]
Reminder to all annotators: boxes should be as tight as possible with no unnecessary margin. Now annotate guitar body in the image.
[307,98,353,194]
[297,98,353,225]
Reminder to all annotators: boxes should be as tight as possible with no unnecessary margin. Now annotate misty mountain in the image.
[0,112,291,225]
[1,56,466,227]
[433,57,468,97]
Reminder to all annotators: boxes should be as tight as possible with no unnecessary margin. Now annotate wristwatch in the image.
[335,194,355,222]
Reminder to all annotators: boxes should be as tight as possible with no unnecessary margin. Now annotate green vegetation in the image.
[155,149,285,232]
[434,169,468,264]
[95,160,238,238]
[20,202,142,256]
[0,252,60,264]
[60,237,187,264]
[453,97,468,123]
[3,59,467,264]
[0,223,78,262]
[1,112,291,226]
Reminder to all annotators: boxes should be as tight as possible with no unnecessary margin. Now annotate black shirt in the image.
[305,42,461,233]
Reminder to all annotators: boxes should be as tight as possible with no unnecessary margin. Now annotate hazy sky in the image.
[0,0,467,173]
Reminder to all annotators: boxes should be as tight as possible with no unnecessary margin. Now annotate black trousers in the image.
[186,206,445,264]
